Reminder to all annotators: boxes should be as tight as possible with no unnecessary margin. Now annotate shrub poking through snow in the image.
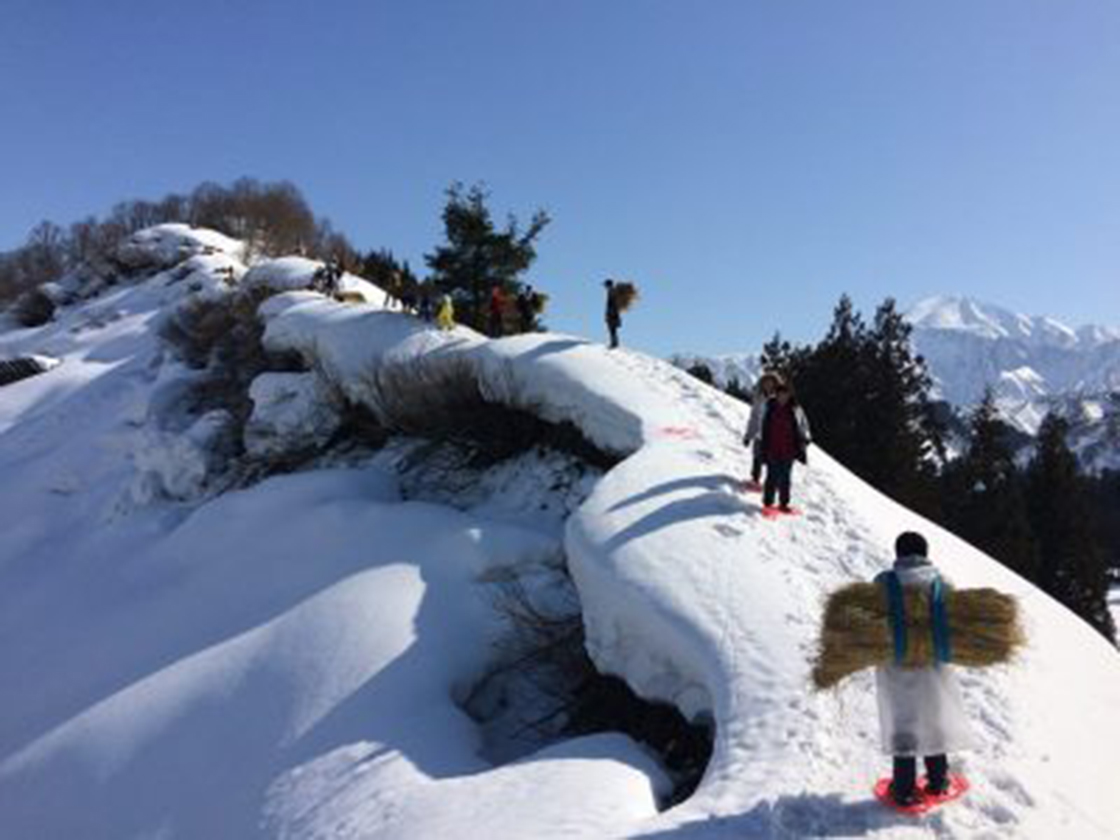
[466,574,712,808]
[12,288,56,327]
[0,356,57,386]
[161,286,305,445]
[811,583,1025,690]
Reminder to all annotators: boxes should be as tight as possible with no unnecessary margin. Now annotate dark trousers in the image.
[763,459,792,507]
[893,754,948,796]
[607,322,619,349]
[750,441,764,483]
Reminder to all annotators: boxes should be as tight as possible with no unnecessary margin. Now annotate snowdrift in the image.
[1,228,1118,839]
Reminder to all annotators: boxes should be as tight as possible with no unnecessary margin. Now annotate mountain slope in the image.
[2,231,1119,838]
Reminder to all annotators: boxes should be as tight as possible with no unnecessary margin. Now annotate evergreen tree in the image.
[1026,414,1116,642]
[724,377,752,403]
[946,390,1039,580]
[685,363,715,385]
[862,298,944,512]
[789,295,870,482]
[760,331,797,380]
[362,248,405,289]
[425,183,549,332]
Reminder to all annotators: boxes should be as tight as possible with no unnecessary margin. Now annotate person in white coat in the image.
[741,371,781,490]
[875,531,975,805]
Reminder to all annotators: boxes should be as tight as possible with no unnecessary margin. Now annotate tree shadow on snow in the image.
[604,491,753,553]
[633,792,906,838]
[607,474,744,513]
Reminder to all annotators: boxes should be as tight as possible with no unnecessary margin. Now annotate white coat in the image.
[875,556,975,756]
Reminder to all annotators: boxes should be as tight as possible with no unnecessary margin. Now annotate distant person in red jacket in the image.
[759,382,811,511]
[489,285,506,337]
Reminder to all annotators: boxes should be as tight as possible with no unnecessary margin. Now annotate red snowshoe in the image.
[761,505,801,520]
[873,774,969,815]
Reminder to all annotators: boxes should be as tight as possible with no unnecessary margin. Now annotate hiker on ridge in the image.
[604,279,622,349]
[742,371,782,491]
[436,294,455,331]
[489,284,506,337]
[874,531,974,807]
[758,380,811,512]
[516,285,536,333]
[417,284,434,323]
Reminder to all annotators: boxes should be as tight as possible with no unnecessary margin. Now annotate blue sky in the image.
[2,1,1118,355]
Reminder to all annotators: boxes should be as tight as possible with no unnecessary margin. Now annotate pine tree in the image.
[790,295,870,481]
[685,363,715,385]
[724,377,752,403]
[1026,414,1116,642]
[862,298,944,512]
[425,183,549,332]
[760,331,796,380]
[947,390,1039,580]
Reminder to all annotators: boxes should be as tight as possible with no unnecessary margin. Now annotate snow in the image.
[2,234,1119,838]
[242,256,325,293]
[240,257,380,302]
[245,372,342,458]
[117,223,246,270]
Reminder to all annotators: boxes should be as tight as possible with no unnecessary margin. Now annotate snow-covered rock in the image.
[117,223,246,271]
[245,372,341,458]
[128,409,237,503]
[241,256,323,294]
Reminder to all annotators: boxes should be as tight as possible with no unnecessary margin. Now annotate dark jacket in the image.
[760,397,811,463]
[605,288,621,327]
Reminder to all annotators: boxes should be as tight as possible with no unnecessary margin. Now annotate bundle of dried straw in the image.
[614,281,639,312]
[811,582,1024,690]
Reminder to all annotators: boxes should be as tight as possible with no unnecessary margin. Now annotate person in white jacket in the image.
[875,531,975,805]
[741,372,781,490]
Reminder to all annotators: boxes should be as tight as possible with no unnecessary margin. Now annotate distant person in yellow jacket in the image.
[437,294,455,331]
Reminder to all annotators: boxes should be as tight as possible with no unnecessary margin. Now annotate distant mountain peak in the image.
[906,296,1116,350]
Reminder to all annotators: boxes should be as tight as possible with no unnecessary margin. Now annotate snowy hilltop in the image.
[2,226,1120,838]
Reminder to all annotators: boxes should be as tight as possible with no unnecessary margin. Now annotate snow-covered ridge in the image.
[2,231,1119,837]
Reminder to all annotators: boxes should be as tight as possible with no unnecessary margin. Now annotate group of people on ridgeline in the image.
[377,275,540,337]
[741,370,812,514]
[326,264,628,348]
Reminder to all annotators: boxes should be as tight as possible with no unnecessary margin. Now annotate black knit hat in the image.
[895,531,929,558]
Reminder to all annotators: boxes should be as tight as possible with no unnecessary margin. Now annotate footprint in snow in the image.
[713,523,743,539]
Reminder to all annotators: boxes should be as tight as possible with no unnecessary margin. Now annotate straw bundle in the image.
[811,582,1024,690]
[614,281,639,312]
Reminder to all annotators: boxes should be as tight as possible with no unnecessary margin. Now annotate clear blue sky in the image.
[3,0,1119,355]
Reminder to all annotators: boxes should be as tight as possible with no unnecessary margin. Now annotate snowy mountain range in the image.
[2,228,1120,838]
[673,295,1120,471]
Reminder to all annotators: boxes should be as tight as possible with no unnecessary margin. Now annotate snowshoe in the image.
[761,505,800,519]
[873,774,969,815]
